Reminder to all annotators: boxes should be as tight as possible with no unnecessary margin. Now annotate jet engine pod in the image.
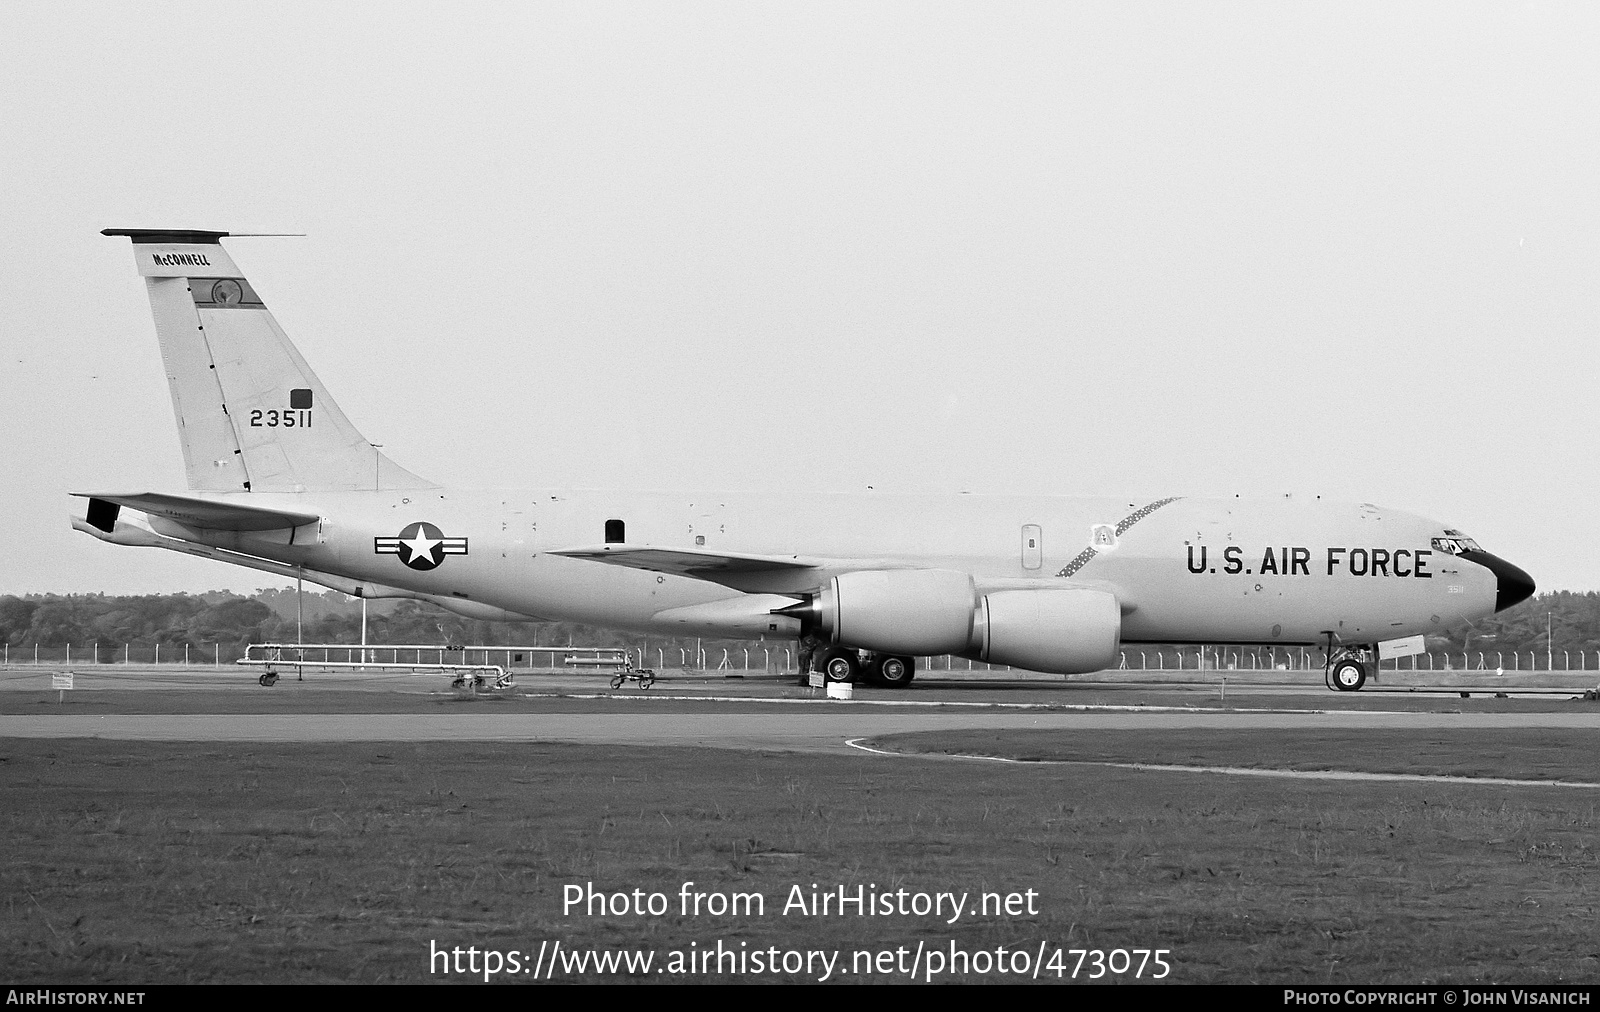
[979,588,1120,674]
[815,568,977,655]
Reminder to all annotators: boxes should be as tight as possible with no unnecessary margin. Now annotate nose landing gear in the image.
[1323,640,1372,692]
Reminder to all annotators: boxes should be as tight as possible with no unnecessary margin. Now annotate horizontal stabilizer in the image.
[73,492,319,532]
[72,512,542,619]
[550,544,816,578]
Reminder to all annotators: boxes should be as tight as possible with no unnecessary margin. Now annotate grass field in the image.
[875,727,1600,782]
[4,733,1598,984]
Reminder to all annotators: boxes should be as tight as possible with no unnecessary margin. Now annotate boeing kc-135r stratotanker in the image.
[75,229,1535,691]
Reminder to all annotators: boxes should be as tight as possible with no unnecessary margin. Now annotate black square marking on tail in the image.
[289,388,313,409]
[86,498,121,533]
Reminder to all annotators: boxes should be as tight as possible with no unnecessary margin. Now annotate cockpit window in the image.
[1432,535,1482,555]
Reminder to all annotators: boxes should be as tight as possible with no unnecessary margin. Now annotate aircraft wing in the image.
[73,492,320,532]
[549,544,817,578]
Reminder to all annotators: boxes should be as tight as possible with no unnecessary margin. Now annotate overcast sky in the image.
[2,2,1597,595]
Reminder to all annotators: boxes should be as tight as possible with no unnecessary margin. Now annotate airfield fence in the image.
[5,640,1600,675]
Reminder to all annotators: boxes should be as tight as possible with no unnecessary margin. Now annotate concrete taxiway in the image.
[5,707,1600,753]
[4,661,1596,695]
[3,663,1597,754]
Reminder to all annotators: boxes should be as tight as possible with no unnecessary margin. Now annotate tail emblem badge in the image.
[211,279,243,305]
[375,522,468,571]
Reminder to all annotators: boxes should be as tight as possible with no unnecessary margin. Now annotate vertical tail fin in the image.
[103,229,434,493]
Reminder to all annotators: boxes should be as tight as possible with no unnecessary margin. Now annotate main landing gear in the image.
[866,653,916,689]
[819,648,859,683]
[816,648,916,688]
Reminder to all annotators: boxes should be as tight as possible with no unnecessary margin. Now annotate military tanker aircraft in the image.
[75,229,1535,691]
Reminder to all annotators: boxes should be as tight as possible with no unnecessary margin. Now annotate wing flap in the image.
[73,492,320,532]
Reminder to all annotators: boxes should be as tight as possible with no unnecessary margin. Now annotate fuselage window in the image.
[1431,535,1481,555]
[605,519,625,544]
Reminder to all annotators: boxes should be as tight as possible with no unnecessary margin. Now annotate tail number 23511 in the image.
[249,408,312,428]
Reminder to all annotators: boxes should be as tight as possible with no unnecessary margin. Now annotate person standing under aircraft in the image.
[796,634,821,685]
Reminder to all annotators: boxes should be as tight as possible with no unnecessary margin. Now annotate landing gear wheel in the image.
[862,655,884,685]
[820,649,860,683]
[1331,658,1367,692]
[874,655,916,689]
[258,672,278,687]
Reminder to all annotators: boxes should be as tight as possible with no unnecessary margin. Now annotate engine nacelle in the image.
[978,588,1120,674]
[803,569,977,656]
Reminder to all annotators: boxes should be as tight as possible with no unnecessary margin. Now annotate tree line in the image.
[0,589,780,664]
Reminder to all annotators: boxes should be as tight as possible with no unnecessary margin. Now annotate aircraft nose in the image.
[1461,551,1536,612]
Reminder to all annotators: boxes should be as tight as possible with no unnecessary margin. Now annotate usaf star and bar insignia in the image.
[375,522,468,571]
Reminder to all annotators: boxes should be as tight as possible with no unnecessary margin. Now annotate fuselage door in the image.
[1021,524,1043,570]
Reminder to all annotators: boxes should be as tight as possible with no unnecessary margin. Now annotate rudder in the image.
[104,229,434,493]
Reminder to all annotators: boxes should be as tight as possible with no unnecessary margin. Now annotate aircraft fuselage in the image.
[154,487,1501,648]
